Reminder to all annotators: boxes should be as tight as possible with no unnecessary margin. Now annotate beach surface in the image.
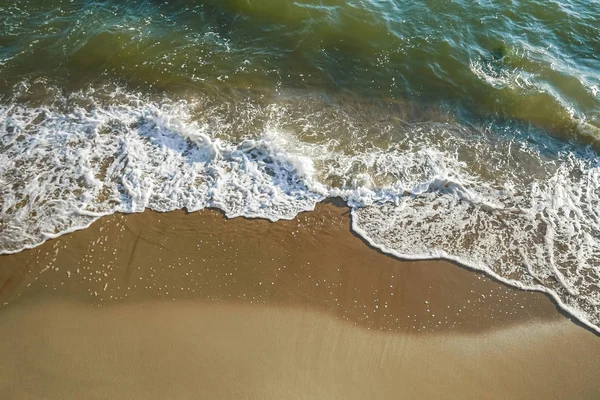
[1,202,599,399]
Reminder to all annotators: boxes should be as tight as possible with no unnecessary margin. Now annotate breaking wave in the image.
[1,87,600,332]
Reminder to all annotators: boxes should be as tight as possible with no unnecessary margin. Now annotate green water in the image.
[1,0,599,138]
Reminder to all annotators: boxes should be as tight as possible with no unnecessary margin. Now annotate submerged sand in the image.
[0,202,599,399]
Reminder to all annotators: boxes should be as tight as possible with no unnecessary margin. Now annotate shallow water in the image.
[1,0,600,330]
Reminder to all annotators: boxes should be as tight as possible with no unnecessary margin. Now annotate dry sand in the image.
[0,201,599,399]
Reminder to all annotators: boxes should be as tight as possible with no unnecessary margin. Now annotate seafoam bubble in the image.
[0,97,326,253]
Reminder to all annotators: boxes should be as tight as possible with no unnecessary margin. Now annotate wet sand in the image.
[1,202,599,399]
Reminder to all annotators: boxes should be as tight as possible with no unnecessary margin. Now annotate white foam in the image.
[468,58,533,90]
[1,90,600,332]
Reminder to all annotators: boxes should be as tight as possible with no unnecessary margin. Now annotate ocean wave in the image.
[1,89,600,332]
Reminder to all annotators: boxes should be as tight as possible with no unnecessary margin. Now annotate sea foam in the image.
[1,89,599,332]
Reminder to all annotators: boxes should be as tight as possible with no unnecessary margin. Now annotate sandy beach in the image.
[1,201,599,399]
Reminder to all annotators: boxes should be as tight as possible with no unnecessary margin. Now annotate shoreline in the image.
[1,201,600,398]
[1,197,596,336]
[0,201,565,335]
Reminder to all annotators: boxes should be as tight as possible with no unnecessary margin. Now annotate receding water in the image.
[1,0,600,331]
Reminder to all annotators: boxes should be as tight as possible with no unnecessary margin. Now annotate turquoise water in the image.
[1,0,600,330]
